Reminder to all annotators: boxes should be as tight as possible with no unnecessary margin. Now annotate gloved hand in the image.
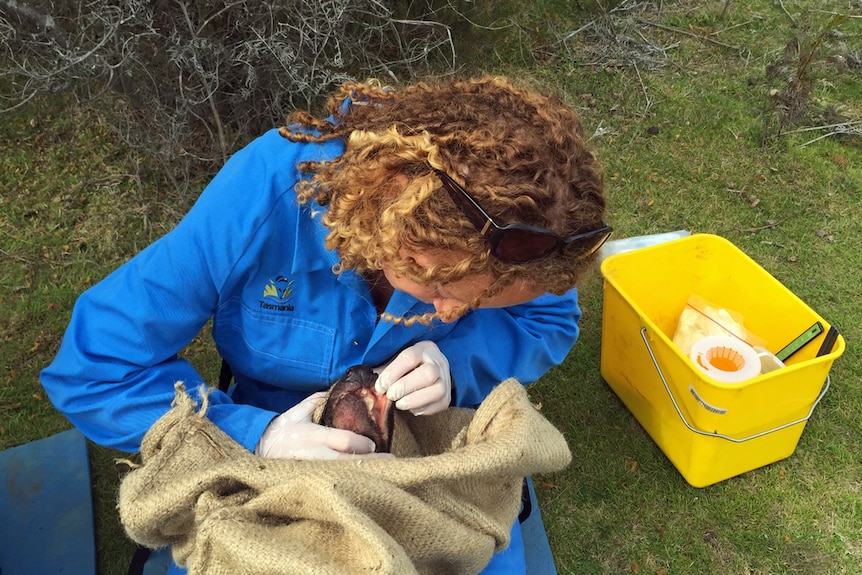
[255,391,387,459]
[375,340,452,416]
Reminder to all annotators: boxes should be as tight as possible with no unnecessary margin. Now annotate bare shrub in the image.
[0,0,457,195]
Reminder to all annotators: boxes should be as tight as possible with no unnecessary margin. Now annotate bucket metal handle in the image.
[640,327,830,443]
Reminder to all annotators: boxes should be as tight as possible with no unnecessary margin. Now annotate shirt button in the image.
[352,340,359,346]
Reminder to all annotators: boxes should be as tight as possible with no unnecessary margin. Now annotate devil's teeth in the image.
[363,396,375,413]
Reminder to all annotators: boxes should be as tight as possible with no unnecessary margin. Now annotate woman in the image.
[41,76,609,573]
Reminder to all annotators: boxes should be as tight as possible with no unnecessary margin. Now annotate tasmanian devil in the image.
[318,365,395,453]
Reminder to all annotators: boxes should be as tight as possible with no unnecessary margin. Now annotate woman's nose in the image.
[433,299,460,323]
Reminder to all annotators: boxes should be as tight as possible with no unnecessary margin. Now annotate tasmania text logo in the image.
[260,276,295,312]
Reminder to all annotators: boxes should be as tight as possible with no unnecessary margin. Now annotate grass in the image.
[2,0,860,573]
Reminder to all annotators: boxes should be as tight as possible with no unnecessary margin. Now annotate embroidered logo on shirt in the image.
[260,276,295,312]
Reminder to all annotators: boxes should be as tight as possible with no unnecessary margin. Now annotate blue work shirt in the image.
[40,128,582,454]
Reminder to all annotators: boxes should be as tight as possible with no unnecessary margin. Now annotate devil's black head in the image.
[319,365,395,453]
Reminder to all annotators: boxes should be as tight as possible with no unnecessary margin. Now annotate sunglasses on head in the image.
[433,169,612,264]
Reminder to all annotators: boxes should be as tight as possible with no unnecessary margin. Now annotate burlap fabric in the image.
[118,379,572,575]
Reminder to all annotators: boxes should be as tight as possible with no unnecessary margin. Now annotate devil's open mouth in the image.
[320,365,395,453]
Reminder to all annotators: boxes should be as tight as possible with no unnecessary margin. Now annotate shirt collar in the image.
[290,200,339,274]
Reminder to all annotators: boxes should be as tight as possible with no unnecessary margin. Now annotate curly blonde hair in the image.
[280,76,606,324]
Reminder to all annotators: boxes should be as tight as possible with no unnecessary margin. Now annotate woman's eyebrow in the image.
[434,282,465,298]
[438,284,480,305]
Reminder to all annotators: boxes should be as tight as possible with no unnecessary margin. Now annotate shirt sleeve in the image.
[39,130,310,453]
[434,290,582,408]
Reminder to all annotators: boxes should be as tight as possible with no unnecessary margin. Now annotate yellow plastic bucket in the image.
[600,234,845,487]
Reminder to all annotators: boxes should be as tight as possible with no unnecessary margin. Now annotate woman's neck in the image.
[363,270,394,316]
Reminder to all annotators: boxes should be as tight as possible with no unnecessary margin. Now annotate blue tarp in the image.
[0,428,95,575]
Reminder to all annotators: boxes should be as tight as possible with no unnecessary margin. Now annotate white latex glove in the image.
[255,391,388,459]
[374,340,452,416]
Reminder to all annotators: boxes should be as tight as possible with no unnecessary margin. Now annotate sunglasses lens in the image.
[494,227,611,263]
[493,229,560,263]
